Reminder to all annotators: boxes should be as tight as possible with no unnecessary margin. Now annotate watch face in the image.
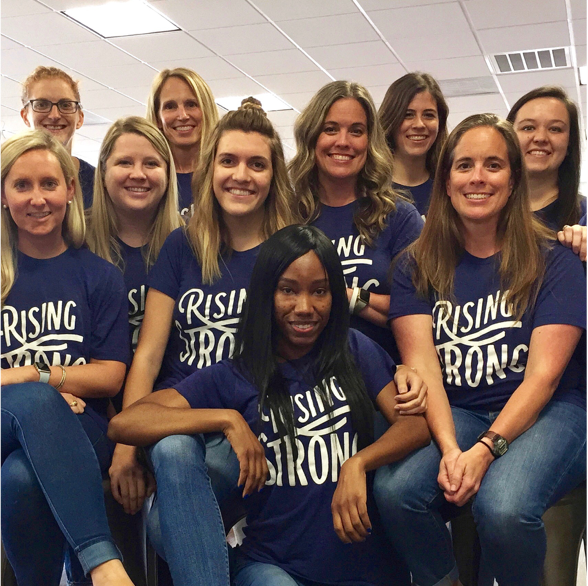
[495,438,508,456]
[35,360,50,373]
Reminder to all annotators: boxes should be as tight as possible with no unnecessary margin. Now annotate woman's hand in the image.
[393,365,428,414]
[331,456,371,543]
[437,446,462,494]
[222,411,268,497]
[558,224,587,261]
[109,443,156,515]
[442,443,494,507]
[60,392,86,414]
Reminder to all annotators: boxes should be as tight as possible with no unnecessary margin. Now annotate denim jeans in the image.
[374,401,586,586]
[1,383,121,586]
[146,433,241,586]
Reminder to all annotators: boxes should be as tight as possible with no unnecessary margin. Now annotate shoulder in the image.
[347,328,382,358]
[78,158,95,174]
[73,247,126,290]
[385,199,424,236]
[544,241,585,274]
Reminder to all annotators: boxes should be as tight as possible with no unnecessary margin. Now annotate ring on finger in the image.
[71,400,78,407]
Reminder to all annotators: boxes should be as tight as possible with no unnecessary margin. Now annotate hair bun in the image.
[239,96,266,115]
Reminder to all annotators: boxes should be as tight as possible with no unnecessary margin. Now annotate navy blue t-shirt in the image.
[393,177,433,218]
[534,195,587,230]
[119,240,149,353]
[148,227,259,390]
[580,214,587,227]
[175,329,406,586]
[312,198,423,359]
[78,158,95,210]
[389,245,586,410]
[177,172,193,219]
[0,247,130,421]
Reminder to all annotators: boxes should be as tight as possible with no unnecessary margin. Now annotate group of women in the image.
[0,61,585,586]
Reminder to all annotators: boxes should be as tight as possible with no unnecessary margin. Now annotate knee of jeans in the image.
[3,382,61,415]
[374,463,421,516]
[1,450,46,517]
[149,434,206,471]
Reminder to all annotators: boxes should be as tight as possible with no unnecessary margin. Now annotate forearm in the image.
[121,353,163,408]
[109,403,237,446]
[424,375,459,453]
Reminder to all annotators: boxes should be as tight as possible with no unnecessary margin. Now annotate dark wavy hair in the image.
[507,86,582,228]
[233,225,374,453]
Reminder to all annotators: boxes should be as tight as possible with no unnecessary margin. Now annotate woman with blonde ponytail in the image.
[1,130,133,586]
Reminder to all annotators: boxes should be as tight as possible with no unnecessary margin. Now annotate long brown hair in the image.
[507,86,582,228]
[410,113,553,319]
[288,81,403,248]
[379,72,449,177]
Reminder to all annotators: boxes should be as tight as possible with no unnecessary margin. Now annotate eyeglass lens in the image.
[31,99,78,114]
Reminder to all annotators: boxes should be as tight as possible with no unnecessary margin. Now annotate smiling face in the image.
[274,251,332,361]
[157,76,203,150]
[104,133,168,219]
[315,98,368,188]
[513,97,570,179]
[21,78,83,151]
[212,130,273,223]
[394,90,439,160]
[2,149,74,255]
[447,126,513,229]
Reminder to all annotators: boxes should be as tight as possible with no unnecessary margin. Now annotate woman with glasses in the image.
[21,66,95,209]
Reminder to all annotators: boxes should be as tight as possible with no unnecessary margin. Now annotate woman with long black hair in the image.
[109,224,430,586]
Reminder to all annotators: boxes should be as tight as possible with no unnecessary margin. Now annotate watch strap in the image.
[34,362,51,384]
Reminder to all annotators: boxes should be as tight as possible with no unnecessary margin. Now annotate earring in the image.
[2,204,7,209]
[67,200,72,205]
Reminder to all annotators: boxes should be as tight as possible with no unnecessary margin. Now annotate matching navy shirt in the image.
[392,178,433,218]
[148,227,259,390]
[175,329,407,586]
[0,247,130,421]
[312,198,423,359]
[177,172,193,219]
[78,158,95,210]
[534,195,587,231]
[389,244,586,411]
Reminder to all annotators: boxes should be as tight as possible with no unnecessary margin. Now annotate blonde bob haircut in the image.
[409,113,553,319]
[288,80,402,247]
[146,68,218,156]
[188,97,296,284]
[1,130,85,303]
[87,116,182,270]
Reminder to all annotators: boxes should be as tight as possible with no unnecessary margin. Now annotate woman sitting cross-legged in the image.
[109,224,430,586]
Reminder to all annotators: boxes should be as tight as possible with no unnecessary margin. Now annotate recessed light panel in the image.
[216,93,292,112]
[64,1,179,38]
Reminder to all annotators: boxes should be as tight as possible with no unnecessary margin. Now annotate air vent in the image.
[490,47,570,74]
[438,76,498,98]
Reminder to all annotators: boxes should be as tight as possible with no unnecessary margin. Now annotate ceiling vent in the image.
[489,47,570,74]
[438,76,498,98]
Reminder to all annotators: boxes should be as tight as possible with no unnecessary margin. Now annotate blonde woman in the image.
[146,67,218,218]
[1,130,133,586]
[21,66,95,209]
[108,99,296,543]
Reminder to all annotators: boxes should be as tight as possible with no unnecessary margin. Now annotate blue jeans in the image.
[374,401,586,586]
[1,383,121,586]
[146,433,241,586]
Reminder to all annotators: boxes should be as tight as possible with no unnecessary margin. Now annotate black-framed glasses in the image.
[25,99,81,114]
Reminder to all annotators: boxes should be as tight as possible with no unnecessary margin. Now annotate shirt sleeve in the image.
[533,244,587,330]
[388,252,432,321]
[147,228,186,300]
[348,329,396,401]
[387,200,424,259]
[90,262,131,365]
[173,361,238,409]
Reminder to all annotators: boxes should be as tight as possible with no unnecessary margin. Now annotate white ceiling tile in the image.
[150,56,242,80]
[254,70,333,95]
[192,24,294,55]
[393,33,481,62]
[307,42,396,70]
[207,76,267,98]
[278,14,379,48]
[279,91,319,111]
[478,22,570,55]
[106,86,150,103]
[253,0,357,21]
[570,0,587,20]
[112,31,213,63]
[405,56,491,80]
[90,105,147,120]
[79,64,156,91]
[361,0,455,8]
[154,0,265,30]
[465,0,567,30]
[330,63,407,87]
[76,123,113,141]
[366,85,391,108]
[576,44,587,67]
[35,41,138,70]
[229,49,319,77]
[1,47,72,82]
[266,110,300,128]
[41,0,117,10]
[2,37,22,51]
[368,3,470,40]
[504,85,582,113]
[82,89,143,110]
[446,93,508,113]
[1,0,51,17]
[573,19,587,47]
[498,68,577,95]
[2,13,98,47]
[1,77,23,100]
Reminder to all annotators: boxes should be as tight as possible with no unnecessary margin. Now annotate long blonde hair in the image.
[1,130,85,302]
[288,81,403,247]
[410,113,554,319]
[146,68,218,158]
[87,116,182,270]
[188,98,296,284]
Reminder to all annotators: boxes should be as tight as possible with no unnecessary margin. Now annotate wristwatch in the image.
[34,359,51,384]
[477,431,509,458]
[353,288,371,315]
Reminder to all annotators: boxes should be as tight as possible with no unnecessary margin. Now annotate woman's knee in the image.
[148,434,206,473]
[2,382,64,418]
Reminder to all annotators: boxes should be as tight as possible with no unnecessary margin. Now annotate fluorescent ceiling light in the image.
[216,93,292,112]
[580,66,587,86]
[64,1,178,38]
